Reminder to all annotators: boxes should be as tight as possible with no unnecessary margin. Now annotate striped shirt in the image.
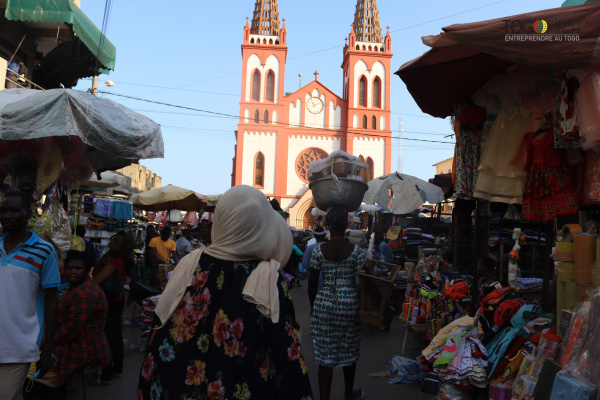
[0,232,60,363]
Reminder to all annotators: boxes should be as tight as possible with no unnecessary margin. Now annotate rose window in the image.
[296,147,328,183]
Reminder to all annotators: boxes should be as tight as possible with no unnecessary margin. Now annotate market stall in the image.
[0,88,164,263]
[392,2,600,398]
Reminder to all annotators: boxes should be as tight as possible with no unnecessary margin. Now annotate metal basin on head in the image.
[309,177,368,212]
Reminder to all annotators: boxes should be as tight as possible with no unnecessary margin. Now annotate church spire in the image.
[352,0,382,43]
[250,0,280,36]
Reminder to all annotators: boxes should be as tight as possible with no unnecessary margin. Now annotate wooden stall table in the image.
[398,317,426,358]
[158,263,175,289]
[356,258,401,331]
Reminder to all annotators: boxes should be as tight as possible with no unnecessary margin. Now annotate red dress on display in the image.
[520,129,579,221]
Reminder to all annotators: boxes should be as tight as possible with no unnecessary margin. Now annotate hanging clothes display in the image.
[93,199,113,218]
[454,104,486,198]
[472,74,531,204]
[584,151,600,204]
[553,71,581,149]
[111,201,133,221]
[473,70,559,204]
[571,67,600,152]
[514,129,579,221]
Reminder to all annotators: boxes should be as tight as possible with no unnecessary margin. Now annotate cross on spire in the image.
[314,70,319,80]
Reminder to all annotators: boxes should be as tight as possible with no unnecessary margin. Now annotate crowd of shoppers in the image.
[0,187,376,400]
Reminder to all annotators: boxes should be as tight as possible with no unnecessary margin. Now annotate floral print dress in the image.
[310,245,365,368]
[137,254,312,400]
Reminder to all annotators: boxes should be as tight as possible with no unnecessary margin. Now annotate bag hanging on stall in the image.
[101,258,125,299]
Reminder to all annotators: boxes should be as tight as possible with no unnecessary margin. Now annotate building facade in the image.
[231,0,393,228]
[433,157,453,176]
[116,164,162,192]
[432,157,454,216]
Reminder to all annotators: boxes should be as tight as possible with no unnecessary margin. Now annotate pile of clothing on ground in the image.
[407,281,600,399]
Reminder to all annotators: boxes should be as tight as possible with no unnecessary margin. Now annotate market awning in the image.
[5,0,116,71]
[395,2,600,117]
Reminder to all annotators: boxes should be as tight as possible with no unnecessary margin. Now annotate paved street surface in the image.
[78,283,422,399]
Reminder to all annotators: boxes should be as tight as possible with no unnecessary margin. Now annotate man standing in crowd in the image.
[0,192,60,399]
[175,229,192,263]
[302,226,328,289]
[376,232,393,263]
[75,225,100,267]
[302,226,327,272]
[147,225,176,285]
[144,224,159,247]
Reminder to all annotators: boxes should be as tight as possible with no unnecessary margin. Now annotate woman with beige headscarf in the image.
[137,185,312,400]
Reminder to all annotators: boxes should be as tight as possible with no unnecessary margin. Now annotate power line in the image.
[120,2,507,97]
[160,125,452,150]
[101,91,455,144]
[108,81,239,96]
[390,0,507,32]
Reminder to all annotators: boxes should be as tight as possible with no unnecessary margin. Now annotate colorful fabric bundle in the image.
[433,328,467,369]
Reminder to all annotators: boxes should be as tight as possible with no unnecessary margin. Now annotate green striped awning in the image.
[5,0,116,71]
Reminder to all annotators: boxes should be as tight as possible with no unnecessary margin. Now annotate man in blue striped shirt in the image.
[0,192,60,399]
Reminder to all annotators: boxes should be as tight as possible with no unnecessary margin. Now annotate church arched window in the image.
[266,71,275,102]
[362,115,367,129]
[359,76,367,106]
[254,152,265,188]
[254,109,260,123]
[264,109,269,124]
[372,115,377,129]
[252,70,261,101]
[366,157,374,181]
[373,77,381,108]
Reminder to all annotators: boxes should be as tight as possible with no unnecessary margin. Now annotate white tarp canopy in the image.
[0,88,164,174]
[82,171,127,188]
[363,172,445,215]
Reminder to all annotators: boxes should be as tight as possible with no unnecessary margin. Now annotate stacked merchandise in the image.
[417,280,567,399]
[487,217,546,281]
[555,223,600,327]
[401,274,472,340]
[404,227,436,260]
[512,277,544,303]
[80,196,134,250]
[548,291,600,399]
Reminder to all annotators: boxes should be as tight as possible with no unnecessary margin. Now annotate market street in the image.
[79,284,422,400]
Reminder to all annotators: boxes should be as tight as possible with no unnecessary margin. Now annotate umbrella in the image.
[357,204,385,215]
[130,184,207,212]
[395,3,600,117]
[204,194,222,212]
[363,172,445,215]
[0,88,164,194]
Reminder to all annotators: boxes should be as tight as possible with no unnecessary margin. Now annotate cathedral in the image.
[231,0,393,229]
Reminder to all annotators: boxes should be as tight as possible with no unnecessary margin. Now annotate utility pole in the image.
[91,76,98,96]
[397,118,404,173]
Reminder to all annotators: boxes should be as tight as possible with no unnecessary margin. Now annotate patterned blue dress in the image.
[310,245,365,367]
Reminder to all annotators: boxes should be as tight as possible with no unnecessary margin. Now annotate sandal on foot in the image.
[353,389,364,400]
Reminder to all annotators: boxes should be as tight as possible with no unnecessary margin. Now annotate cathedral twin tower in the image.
[232,0,392,228]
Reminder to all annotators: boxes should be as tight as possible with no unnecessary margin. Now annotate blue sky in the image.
[74,0,559,195]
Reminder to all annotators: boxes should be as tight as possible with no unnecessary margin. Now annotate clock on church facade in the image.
[231,0,393,228]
